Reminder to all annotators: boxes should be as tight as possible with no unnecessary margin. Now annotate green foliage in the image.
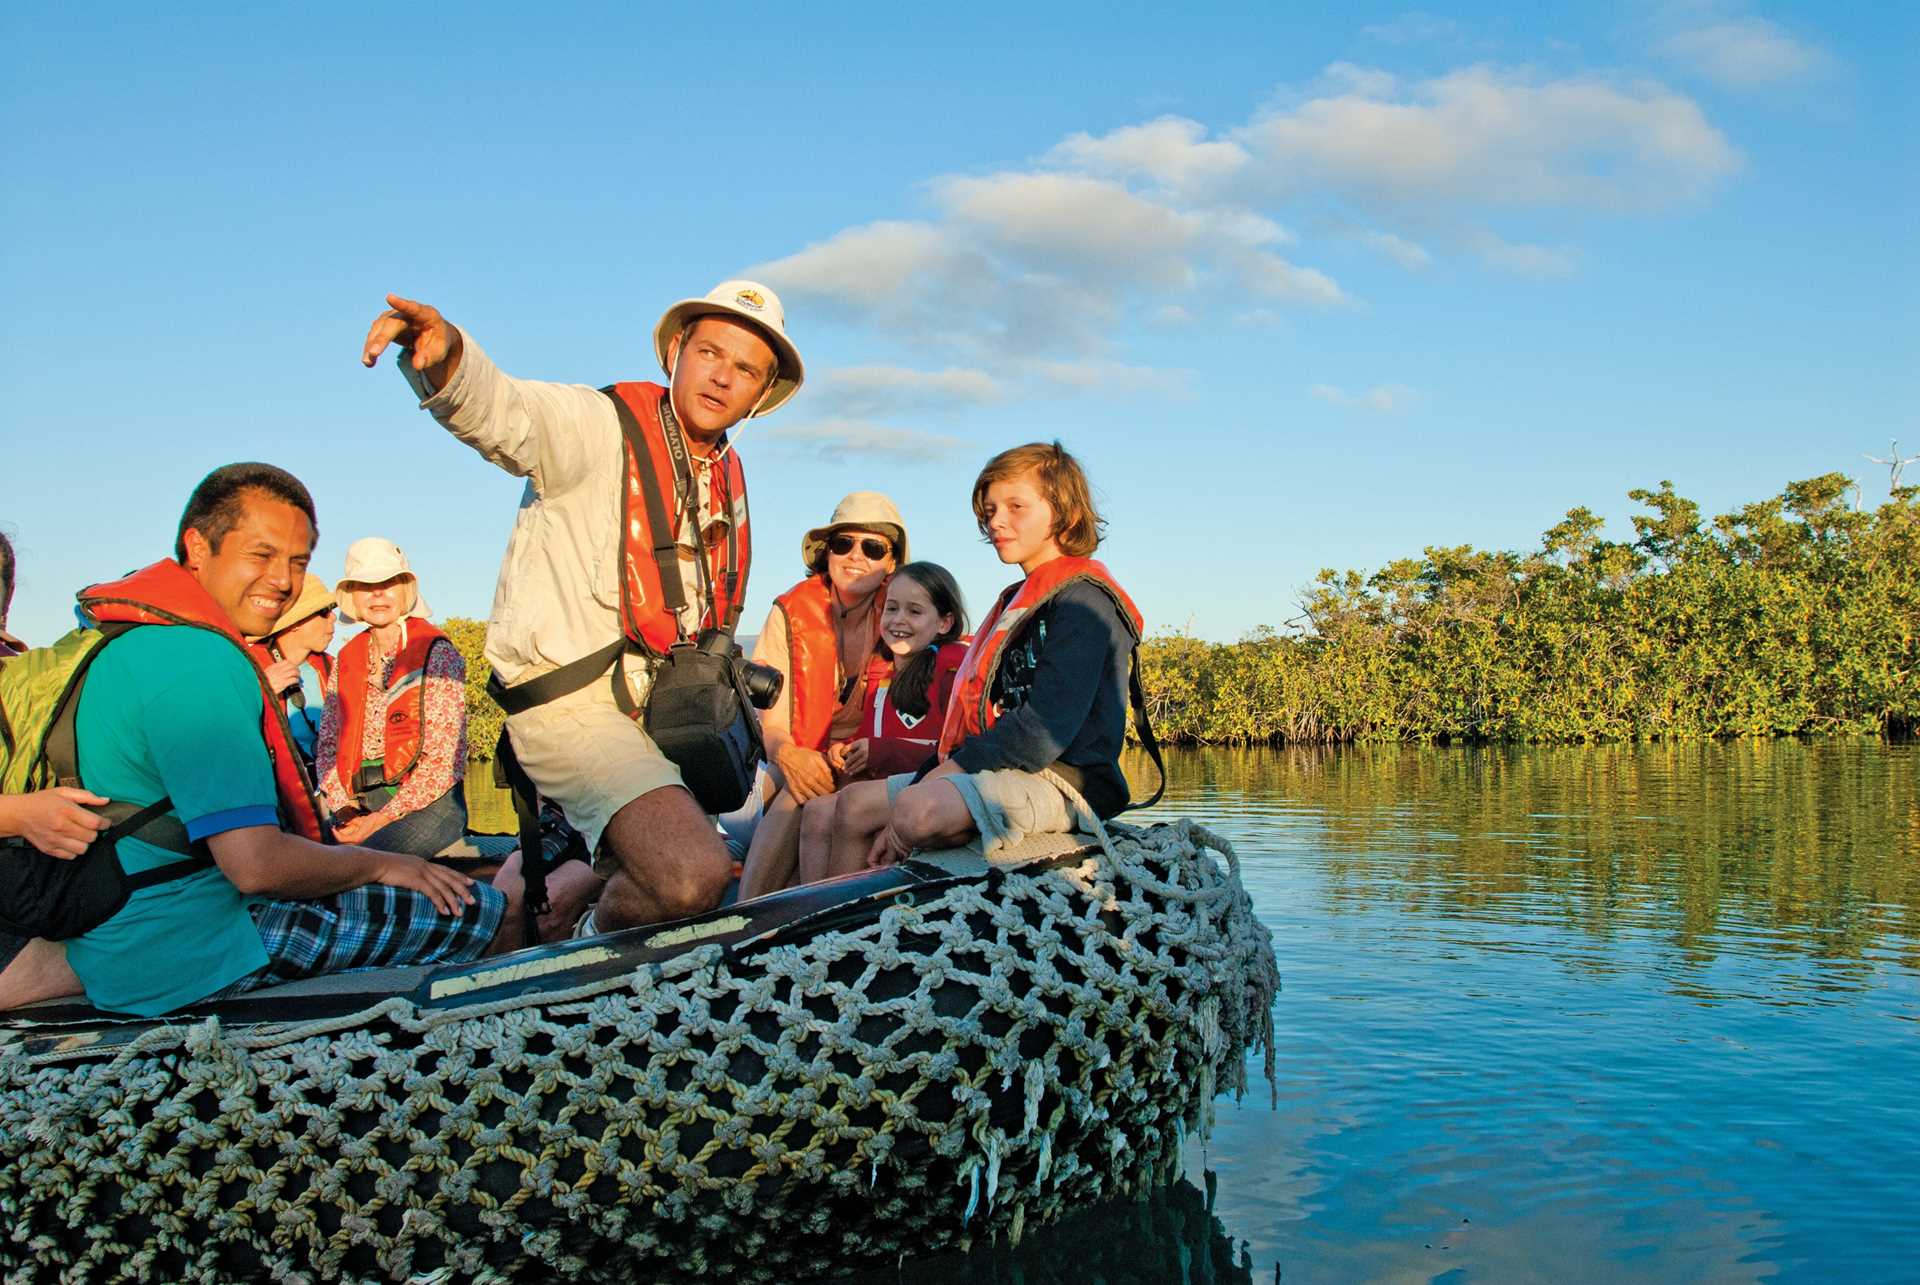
[1138,476,1919,745]
[440,617,504,761]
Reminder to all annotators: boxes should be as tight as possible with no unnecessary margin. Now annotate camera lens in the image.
[741,661,783,710]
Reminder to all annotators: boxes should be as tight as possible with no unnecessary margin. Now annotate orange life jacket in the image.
[773,575,886,751]
[862,641,966,743]
[333,620,451,791]
[936,557,1144,759]
[78,560,328,840]
[609,382,751,655]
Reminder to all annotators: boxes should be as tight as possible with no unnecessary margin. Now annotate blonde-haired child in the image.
[822,441,1150,875]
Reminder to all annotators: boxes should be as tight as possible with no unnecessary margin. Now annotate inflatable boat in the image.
[0,820,1278,1283]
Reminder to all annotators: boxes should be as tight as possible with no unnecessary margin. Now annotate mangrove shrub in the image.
[1138,475,1917,744]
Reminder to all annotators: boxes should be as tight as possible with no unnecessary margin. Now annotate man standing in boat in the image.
[360,282,804,932]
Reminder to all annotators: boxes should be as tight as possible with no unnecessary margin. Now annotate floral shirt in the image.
[316,628,467,822]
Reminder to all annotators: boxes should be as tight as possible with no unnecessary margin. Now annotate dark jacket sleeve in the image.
[948,585,1128,776]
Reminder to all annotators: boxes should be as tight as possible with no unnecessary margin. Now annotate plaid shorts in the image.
[217,880,506,997]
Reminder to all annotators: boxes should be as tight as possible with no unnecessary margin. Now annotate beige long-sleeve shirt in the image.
[402,330,746,694]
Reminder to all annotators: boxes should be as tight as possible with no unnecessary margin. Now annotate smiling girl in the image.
[832,562,969,784]
[819,442,1152,877]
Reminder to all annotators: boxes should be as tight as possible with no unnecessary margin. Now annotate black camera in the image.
[693,629,783,710]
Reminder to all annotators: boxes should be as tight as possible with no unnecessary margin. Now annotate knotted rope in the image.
[1,821,1279,1284]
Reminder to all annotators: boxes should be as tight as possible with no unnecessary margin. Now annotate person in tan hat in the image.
[249,571,338,765]
[359,280,804,933]
[316,538,469,856]
[732,492,906,899]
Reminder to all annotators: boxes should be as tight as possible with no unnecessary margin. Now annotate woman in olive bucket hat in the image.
[729,492,908,898]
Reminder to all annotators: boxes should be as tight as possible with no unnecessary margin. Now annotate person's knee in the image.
[655,859,730,918]
[801,795,837,841]
[892,784,945,847]
[833,782,884,838]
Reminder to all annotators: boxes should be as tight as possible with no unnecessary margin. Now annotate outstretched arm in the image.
[361,293,464,388]
[358,291,617,495]
[208,825,477,916]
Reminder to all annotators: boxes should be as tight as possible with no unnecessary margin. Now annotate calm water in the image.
[836,741,1920,1284]
[470,742,1920,1282]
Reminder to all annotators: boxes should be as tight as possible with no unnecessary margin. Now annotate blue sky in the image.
[3,2,1914,647]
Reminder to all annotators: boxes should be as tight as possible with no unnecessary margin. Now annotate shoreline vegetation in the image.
[445,474,1916,756]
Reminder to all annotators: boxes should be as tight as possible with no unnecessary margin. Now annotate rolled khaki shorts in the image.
[504,687,686,874]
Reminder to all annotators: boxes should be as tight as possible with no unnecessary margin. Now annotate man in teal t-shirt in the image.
[48,463,512,1017]
[67,627,288,1012]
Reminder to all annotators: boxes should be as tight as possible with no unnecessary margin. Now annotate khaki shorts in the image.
[505,686,685,872]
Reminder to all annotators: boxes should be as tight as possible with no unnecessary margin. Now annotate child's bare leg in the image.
[890,778,978,852]
[827,779,895,878]
[797,794,840,885]
[738,789,803,900]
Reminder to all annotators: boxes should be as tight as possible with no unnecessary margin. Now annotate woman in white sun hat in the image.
[315,538,469,856]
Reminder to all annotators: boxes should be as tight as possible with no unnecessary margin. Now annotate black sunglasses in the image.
[828,534,893,560]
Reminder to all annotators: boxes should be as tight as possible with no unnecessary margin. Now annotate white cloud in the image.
[1232,248,1350,305]
[1047,116,1251,194]
[1657,17,1827,88]
[813,365,1004,419]
[934,172,1209,289]
[750,221,970,310]
[1463,228,1579,278]
[1357,228,1434,270]
[747,221,1098,358]
[757,417,966,461]
[1021,360,1191,396]
[1318,61,1401,99]
[1240,64,1741,211]
[1361,13,1463,45]
[750,57,1737,413]
[1311,383,1416,413]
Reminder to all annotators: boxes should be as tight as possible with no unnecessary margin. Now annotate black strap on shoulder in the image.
[719,462,748,632]
[654,394,726,634]
[603,387,689,619]
[1125,650,1167,812]
[41,621,142,786]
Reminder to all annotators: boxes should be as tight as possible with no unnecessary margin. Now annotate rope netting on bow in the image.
[0,820,1279,1284]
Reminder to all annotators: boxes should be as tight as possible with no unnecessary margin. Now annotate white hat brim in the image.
[653,301,804,418]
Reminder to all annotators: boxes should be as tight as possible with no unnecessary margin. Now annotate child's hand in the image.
[262,657,301,696]
[865,823,910,869]
[826,742,850,772]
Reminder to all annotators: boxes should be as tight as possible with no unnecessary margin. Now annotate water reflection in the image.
[1133,741,1919,1283]
[460,742,1919,1281]
[830,1173,1253,1285]
[1128,740,1920,982]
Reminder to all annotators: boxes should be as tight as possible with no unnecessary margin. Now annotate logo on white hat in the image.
[734,288,766,311]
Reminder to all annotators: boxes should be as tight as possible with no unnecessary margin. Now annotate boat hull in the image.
[0,821,1278,1283]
